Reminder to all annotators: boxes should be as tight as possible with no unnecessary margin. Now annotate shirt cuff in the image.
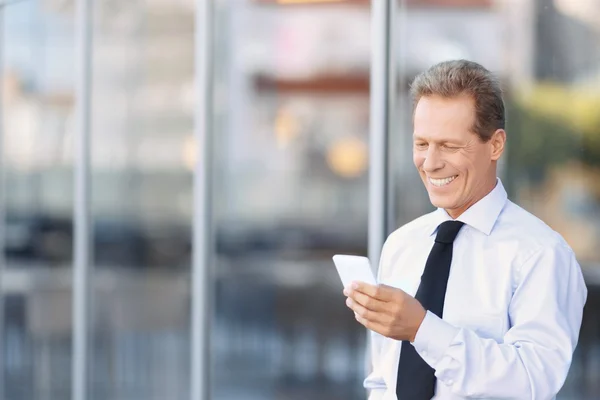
[412,311,460,367]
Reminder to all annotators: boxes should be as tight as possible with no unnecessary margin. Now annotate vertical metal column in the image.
[72,0,93,398]
[368,0,395,271]
[387,0,403,231]
[366,0,396,391]
[191,0,213,399]
[0,5,5,400]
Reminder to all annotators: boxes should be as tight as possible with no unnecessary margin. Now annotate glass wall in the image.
[2,0,375,399]
[2,0,597,399]
[89,0,194,398]
[3,0,74,398]
[389,0,600,398]
[210,0,371,399]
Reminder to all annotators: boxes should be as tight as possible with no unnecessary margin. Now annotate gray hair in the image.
[410,60,505,142]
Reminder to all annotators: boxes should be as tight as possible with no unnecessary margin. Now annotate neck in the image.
[446,177,497,219]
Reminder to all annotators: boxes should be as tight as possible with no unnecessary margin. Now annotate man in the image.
[343,60,587,399]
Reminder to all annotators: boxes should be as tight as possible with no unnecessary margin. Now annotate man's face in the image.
[412,94,504,218]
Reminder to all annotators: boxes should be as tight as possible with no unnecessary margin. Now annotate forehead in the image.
[413,94,476,141]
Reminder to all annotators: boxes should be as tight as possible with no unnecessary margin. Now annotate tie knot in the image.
[435,220,465,244]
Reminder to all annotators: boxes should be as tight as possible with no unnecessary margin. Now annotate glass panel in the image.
[90,0,194,398]
[211,0,371,398]
[3,0,74,399]
[390,1,600,398]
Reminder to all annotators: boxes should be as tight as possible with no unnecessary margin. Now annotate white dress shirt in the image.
[364,178,588,400]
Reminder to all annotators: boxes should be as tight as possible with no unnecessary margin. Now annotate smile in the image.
[428,175,457,187]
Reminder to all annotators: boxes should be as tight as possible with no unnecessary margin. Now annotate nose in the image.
[422,146,444,172]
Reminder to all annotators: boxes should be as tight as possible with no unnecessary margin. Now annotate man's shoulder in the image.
[384,210,438,249]
[498,200,573,252]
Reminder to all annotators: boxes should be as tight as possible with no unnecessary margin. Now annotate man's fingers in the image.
[346,297,385,323]
[354,314,390,337]
[347,281,381,299]
[350,281,397,301]
[348,289,386,312]
[346,297,371,320]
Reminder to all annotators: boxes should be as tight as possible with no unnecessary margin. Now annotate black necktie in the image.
[396,220,465,400]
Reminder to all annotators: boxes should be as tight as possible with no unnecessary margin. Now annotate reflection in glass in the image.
[89,0,194,399]
[3,0,75,399]
[211,1,371,399]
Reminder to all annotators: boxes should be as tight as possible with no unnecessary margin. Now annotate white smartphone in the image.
[332,254,377,288]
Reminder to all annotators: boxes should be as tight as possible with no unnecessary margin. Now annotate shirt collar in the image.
[429,178,508,237]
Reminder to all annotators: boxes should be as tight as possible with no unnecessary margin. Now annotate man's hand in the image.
[343,282,427,342]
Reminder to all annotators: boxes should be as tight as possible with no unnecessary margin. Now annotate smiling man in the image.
[344,60,588,399]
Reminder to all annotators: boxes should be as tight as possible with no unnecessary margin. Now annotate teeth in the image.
[429,176,457,187]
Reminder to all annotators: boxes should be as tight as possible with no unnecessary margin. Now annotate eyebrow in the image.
[412,135,464,146]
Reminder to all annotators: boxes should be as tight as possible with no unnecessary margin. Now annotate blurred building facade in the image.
[1,0,600,399]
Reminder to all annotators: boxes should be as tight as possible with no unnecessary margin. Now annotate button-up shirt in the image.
[364,179,588,399]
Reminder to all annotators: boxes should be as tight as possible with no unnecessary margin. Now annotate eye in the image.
[443,144,460,151]
[414,142,428,149]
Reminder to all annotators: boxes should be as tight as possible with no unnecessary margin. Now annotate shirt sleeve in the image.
[364,330,387,399]
[412,242,588,399]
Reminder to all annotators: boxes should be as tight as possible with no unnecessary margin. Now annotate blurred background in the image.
[1,0,599,399]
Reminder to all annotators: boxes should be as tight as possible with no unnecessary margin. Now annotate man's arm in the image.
[412,243,587,399]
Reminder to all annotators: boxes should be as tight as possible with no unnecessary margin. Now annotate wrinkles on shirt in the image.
[365,179,587,400]
[434,328,532,399]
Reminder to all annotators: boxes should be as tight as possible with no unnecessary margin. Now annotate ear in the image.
[490,129,506,161]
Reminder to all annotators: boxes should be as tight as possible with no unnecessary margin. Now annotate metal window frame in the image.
[191,0,213,399]
[369,0,396,272]
[72,0,93,399]
[0,6,5,400]
[365,0,396,391]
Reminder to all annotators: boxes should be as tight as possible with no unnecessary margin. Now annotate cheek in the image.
[467,154,488,175]
[449,154,475,174]
[413,153,424,168]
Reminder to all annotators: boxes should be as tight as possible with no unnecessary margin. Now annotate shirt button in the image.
[422,350,428,356]
[446,379,454,386]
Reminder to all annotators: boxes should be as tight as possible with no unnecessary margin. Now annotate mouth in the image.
[428,175,457,187]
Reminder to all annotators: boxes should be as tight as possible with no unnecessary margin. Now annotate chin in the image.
[428,193,455,210]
